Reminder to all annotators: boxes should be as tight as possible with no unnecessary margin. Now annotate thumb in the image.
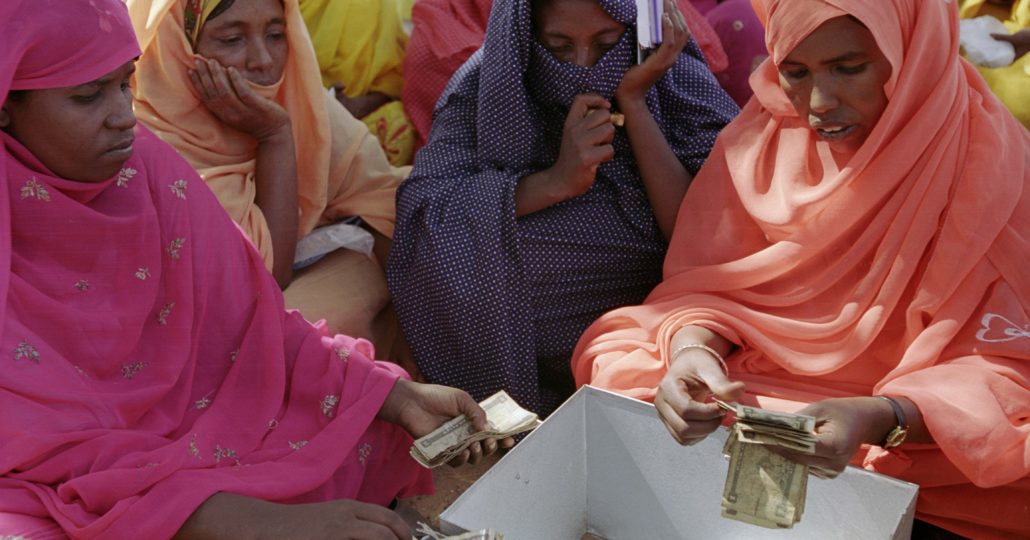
[456,391,488,432]
[696,362,745,401]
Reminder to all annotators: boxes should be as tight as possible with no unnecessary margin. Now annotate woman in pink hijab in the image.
[0,1,508,538]
[572,0,1029,537]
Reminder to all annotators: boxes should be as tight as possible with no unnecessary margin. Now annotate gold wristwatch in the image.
[877,395,909,449]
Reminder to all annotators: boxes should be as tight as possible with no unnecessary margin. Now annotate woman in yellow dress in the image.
[961,0,1030,128]
[300,0,417,165]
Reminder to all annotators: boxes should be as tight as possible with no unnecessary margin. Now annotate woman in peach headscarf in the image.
[571,0,1029,537]
[128,0,407,356]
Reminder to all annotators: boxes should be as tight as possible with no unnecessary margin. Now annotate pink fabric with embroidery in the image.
[0,2,431,538]
[572,0,1029,537]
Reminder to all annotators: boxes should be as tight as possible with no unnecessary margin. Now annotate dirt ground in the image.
[404,452,503,529]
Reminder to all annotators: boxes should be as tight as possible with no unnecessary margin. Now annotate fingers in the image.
[352,504,410,540]
[566,94,610,127]
[499,436,515,449]
[655,379,725,445]
[227,67,259,107]
[447,448,471,468]
[696,363,746,402]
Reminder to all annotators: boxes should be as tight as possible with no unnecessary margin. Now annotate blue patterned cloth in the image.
[388,0,738,415]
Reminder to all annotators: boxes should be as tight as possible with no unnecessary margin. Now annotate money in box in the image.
[439,386,919,540]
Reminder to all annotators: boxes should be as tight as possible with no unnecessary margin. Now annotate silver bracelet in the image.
[669,343,729,375]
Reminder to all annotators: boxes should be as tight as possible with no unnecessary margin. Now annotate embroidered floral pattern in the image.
[20,177,51,201]
[213,445,239,465]
[167,237,186,260]
[188,434,201,458]
[195,391,213,410]
[358,443,372,466]
[335,346,350,362]
[115,167,137,188]
[75,280,91,292]
[14,340,40,364]
[121,361,147,379]
[320,395,339,418]
[157,302,175,325]
[267,419,279,431]
[288,440,308,451]
[169,179,188,200]
[135,267,151,281]
[230,349,239,363]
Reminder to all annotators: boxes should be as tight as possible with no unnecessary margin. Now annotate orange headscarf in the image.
[128,0,398,268]
[572,0,1028,534]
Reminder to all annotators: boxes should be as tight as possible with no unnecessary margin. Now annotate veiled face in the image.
[1,62,137,182]
[194,0,288,86]
[777,16,892,154]
[533,0,627,67]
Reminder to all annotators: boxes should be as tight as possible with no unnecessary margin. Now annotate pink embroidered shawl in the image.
[0,2,429,538]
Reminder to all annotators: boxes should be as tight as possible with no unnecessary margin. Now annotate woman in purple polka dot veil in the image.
[388,0,738,415]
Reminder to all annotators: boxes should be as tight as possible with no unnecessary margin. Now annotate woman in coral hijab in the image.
[0,1,506,538]
[572,0,1029,537]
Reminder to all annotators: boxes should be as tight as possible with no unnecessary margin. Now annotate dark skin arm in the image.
[332,84,393,120]
[175,381,513,539]
[515,94,616,216]
[615,0,694,240]
[190,58,298,288]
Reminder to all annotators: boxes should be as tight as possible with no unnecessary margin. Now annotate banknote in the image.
[410,390,540,468]
[414,522,504,540]
[716,400,818,528]
[721,424,808,529]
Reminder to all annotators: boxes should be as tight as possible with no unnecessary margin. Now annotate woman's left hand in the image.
[378,379,515,466]
[771,397,897,479]
[616,0,691,105]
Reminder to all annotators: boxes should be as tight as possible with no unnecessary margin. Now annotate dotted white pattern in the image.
[388,0,737,415]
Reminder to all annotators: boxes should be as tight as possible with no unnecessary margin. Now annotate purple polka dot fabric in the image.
[387,0,738,415]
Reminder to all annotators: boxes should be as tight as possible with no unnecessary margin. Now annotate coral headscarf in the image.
[0,2,428,537]
[573,0,1028,536]
[128,0,397,268]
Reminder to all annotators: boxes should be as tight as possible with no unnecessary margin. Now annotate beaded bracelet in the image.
[669,343,729,375]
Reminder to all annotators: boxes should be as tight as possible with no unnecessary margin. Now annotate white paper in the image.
[635,0,663,49]
[959,16,1016,68]
[293,221,374,267]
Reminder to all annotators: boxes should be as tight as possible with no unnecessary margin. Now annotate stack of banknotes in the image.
[410,390,540,468]
[414,522,504,540]
[715,399,818,529]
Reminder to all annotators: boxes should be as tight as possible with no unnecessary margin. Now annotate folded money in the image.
[410,390,540,469]
[715,399,817,529]
[415,522,504,540]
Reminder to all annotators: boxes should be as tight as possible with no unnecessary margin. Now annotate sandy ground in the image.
[404,452,504,529]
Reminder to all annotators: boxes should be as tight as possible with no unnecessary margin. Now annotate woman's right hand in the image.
[551,93,617,198]
[654,347,745,446]
[175,493,411,540]
[188,57,290,142]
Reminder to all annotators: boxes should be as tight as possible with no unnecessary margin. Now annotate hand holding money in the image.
[410,391,540,469]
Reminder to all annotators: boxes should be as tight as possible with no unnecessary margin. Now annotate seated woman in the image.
[704,0,767,106]
[389,0,738,415]
[401,0,730,148]
[960,0,1030,129]
[572,0,1029,537]
[299,0,418,166]
[128,0,406,359]
[0,2,506,538]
